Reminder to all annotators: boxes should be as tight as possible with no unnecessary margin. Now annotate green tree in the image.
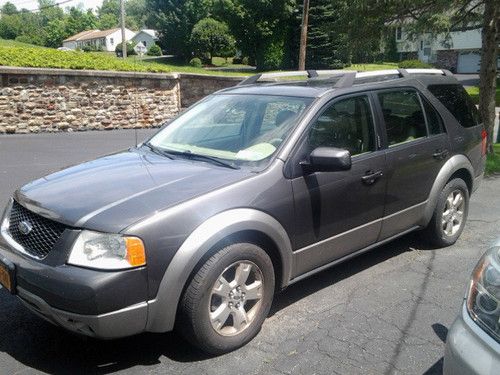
[146,0,212,59]
[1,2,18,15]
[213,0,295,70]
[0,14,22,40]
[190,18,235,64]
[97,0,120,29]
[354,0,498,152]
[305,0,350,68]
[65,7,98,36]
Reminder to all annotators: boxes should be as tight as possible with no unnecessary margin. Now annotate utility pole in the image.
[298,0,310,70]
[120,0,127,58]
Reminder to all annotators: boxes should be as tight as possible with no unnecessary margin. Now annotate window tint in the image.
[309,96,375,156]
[421,97,445,135]
[427,84,481,128]
[378,90,427,146]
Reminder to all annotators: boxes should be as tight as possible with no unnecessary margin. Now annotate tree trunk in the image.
[479,0,498,154]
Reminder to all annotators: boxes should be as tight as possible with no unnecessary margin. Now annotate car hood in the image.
[14,148,252,233]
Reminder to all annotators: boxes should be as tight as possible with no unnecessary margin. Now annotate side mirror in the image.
[303,147,352,172]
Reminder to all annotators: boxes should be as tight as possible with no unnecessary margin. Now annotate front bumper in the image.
[17,286,148,338]
[0,221,150,338]
[444,303,500,375]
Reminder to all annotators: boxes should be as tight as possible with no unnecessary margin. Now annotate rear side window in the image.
[377,90,427,146]
[427,84,481,128]
[421,97,445,135]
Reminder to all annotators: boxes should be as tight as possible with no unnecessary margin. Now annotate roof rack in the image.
[238,68,453,87]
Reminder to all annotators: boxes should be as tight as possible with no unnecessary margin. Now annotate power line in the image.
[12,0,76,13]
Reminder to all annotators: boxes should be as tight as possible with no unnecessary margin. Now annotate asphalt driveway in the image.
[0,130,499,375]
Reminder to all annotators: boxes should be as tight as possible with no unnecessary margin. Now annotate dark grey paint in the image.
[0,73,486,338]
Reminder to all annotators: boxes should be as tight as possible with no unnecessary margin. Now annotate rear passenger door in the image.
[376,88,449,239]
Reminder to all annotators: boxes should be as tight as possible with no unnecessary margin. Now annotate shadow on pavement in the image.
[0,231,431,374]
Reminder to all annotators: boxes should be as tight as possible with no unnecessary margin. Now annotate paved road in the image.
[0,131,499,375]
[454,74,479,87]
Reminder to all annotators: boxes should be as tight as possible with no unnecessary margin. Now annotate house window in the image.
[110,38,114,45]
[142,40,147,47]
[395,27,402,41]
[420,40,424,50]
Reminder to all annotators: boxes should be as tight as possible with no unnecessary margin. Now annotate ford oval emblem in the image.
[18,220,33,235]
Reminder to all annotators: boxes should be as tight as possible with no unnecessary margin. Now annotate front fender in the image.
[145,208,293,333]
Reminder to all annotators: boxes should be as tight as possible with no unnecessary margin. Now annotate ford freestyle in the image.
[0,69,486,354]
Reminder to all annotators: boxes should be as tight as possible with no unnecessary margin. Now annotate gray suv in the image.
[0,69,487,354]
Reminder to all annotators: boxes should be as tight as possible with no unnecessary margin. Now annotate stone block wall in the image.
[179,74,244,107]
[0,67,250,134]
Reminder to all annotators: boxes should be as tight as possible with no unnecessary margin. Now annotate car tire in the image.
[178,242,275,355]
[425,178,469,247]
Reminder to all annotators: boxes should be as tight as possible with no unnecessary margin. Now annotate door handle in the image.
[361,170,383,185]
[433,149,449,160]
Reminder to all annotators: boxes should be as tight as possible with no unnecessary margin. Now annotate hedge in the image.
[0,46,171,73]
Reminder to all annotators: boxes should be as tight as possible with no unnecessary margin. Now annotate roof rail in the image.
[238,68,451,87]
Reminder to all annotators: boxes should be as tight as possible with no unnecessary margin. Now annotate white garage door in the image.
[457,51,481,73]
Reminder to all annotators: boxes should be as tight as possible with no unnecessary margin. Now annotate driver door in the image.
[290,94,387,277]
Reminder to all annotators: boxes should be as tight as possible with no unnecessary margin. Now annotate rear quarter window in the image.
[427,84,481,128]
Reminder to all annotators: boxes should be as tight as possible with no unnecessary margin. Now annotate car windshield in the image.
[148,94,313,167]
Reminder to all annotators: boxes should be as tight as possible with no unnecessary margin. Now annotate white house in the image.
[394,26,498,73]
[62,28,136,52]
[131,29,159,53]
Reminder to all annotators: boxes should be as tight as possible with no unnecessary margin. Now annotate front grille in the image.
[8,201,67,259]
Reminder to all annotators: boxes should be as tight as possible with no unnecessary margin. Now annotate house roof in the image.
[134,29,158,40]
[63,30,97,42]
[64,28,126,42]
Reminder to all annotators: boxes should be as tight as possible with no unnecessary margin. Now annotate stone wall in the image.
[179,73,244,107]
[0,67,245,134]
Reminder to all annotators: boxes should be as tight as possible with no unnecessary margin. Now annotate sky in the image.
[0,0,104,12]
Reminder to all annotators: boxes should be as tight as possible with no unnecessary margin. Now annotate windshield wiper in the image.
[163,149,240,170]
[143,142,174,160]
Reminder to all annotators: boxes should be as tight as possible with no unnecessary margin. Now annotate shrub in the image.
[147,43,162,56]
[0,45,172,73]
[241,56,250,66]
[398,59,432,69]
[189,57,202,68]
[115,42,136,57]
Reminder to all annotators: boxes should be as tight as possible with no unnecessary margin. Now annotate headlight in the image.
[68,230,146,270]
[466,246,500,343]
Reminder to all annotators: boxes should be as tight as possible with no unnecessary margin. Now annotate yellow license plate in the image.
[0,261,13,293]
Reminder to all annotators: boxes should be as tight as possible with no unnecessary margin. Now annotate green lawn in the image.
[346,63,399,71]
[466,81,500,107]
[486,143,500,176]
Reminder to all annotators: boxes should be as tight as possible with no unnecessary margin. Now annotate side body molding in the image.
[146,208,294,333]
[420,154,474,227]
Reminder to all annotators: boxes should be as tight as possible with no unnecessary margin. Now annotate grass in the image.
[486,143,500,176]
[465,81,500,107]
[345,62,399,71]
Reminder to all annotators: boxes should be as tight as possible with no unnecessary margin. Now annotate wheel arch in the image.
[420,154,474,227]
[145,208,293,333]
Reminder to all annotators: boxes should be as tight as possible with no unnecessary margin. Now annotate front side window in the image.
[308,96,375,156]
[149,94,312,166]
[378,90,427,146]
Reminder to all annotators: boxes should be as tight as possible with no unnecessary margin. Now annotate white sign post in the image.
[134,42,147,57]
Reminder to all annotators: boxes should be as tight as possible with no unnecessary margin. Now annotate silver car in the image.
[444,245,500,374]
